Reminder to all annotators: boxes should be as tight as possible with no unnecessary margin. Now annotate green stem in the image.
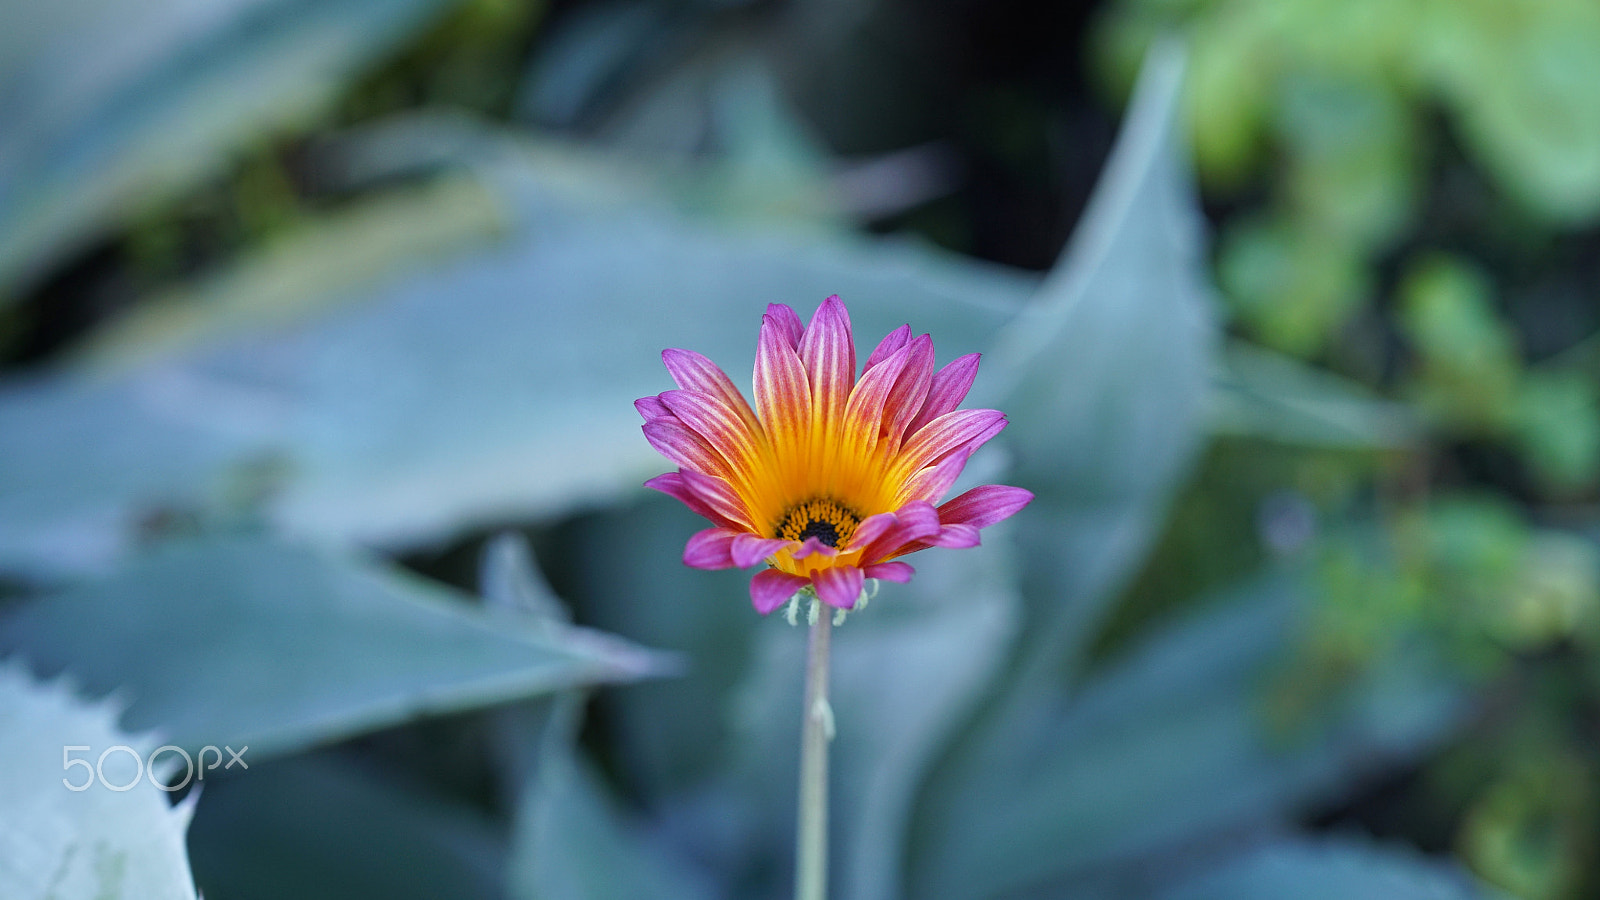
[796,607,833,900]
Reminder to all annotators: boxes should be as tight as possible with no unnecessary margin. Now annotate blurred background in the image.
[2,0,1599,898]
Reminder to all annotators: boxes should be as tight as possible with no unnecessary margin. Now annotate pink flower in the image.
[639,296,1033,614]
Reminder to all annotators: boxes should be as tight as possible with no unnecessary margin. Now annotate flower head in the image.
[638,296,1033,614]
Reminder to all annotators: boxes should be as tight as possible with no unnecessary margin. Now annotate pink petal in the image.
[684,528,740,569]
[813,565,865,610]
[864,324,911,373]
[662,349,760,427]
[644,472,736,528]
[895,409,1007,476]
[678,469,757,532]
[635,395,671,421]
[841,342,912,459]
[643,420,730,479]
[939,485,1034,529]
[859,500,941,562]
[864,561,915,583]
[843,511,898,553]
[660,389,765,474]
[907,353,981,436]
[754,311,812,460]
[766,304,805,349]
[731,533,791,568]
[896,448,970,507]
[880,333,935,452]
[799,297,856,451]
[928,523,981,548]
[751,569,810,614]
[793,537,839,560]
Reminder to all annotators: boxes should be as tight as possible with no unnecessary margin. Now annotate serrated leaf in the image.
[0,662,198,900]
[0,536,669,759]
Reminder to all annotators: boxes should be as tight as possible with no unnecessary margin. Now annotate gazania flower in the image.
[638,296,1033,614]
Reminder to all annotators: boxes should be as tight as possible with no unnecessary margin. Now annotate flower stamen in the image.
[775,498,862,548]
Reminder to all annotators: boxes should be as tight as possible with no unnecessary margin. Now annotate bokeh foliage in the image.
[1097,0,1600,501]
[1097,1,1600,897]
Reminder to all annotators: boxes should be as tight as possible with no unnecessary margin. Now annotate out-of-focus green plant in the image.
[1283,490,1600,897]
[1302,494,1600,676]
[1457,737,1596,900]
[1397,254,1600,494]
[0,25,1506,897]
[0,0,1566,895]
[1100,0,1600,224]
[1096,0,1600,499]
[342,0,548,120]
[1398,257,1521,434]
[1096,15,1600,890]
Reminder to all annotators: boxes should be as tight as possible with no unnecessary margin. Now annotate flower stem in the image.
[796,607,833,900]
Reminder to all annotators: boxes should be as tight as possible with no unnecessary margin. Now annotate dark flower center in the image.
[775,498,862,548]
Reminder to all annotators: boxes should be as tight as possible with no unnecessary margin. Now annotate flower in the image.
[638,296,1034,614]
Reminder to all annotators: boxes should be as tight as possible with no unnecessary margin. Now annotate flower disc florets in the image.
[638,295,1033,614]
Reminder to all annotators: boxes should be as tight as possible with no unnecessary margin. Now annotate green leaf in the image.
[0,0,460,296]
[1184,8,1273,186]
[907,575,1466,899]
[1397,254,1520,431]
[0,201,1032,578]
[0,536,669,758]
[1277,73,1416,249]
[549,496,761,805]
[1512,369,1600,495]
[0,662,198,899]
[506,696,714,900]
[907,40,1231,898]
[1211,339,1420,449]
[1156,837,1497,900]
[72,175,509,373]
[479,526,713,900]
[516,1,668,129]
[1421,1,1600,223]
[1217,214,1368,356]
[187,751,506,900]
[1456,744,1591,900]
[981,34,1216,681]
